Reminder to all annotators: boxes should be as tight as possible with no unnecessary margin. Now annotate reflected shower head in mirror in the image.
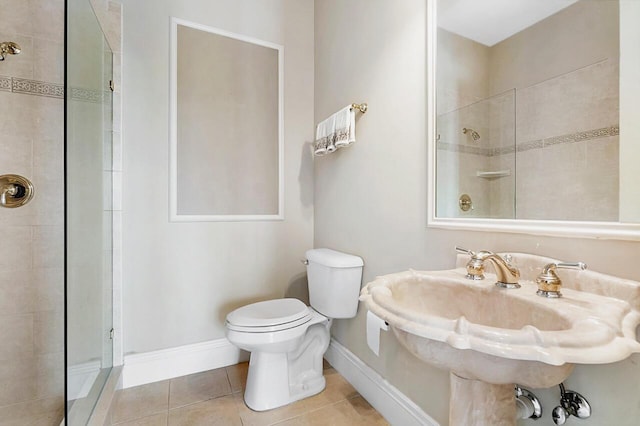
[462,127,481,142]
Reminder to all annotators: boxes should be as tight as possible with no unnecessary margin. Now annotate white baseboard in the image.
[68,360,102,400]
[123,338,249,388]
[325,338,440,426]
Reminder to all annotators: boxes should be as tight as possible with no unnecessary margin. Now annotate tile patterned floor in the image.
[108,362,389,426]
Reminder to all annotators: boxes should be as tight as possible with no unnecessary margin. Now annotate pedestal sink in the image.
[359,253,640,425]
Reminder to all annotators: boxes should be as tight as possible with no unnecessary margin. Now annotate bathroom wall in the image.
[121,0,314,354]
[0,0,65,423]
[314,0,640,425]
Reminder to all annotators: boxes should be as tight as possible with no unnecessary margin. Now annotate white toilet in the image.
[225,248,364,411]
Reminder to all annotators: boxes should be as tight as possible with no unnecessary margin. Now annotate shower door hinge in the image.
[109,328,115,340]
[109,80,114,92]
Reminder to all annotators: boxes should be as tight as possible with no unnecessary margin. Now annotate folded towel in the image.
[333,106,356,148]
[314,105,357,156]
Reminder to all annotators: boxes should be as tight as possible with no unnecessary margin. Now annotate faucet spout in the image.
[480,253,520,288]
[456,247,520,288]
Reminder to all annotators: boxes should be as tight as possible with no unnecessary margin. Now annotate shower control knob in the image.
[0,174,34,208]
[552,406,568,425]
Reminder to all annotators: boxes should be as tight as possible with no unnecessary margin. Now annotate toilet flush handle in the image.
[300,259,309,265]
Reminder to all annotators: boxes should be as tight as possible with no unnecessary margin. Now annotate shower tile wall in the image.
[436,90,516,219]
[515,59,619,221]
[0,0,65,424]
[436,28,493,218]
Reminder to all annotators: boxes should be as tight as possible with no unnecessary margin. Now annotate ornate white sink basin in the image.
[360,253,640,390]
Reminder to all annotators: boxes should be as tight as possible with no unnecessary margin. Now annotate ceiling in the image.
[437,0,580,46]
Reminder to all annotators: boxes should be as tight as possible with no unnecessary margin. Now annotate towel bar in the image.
[351,103,368,113]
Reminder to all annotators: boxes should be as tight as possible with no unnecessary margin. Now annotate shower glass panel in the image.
[436,90,516,218]
[66,0,113,423]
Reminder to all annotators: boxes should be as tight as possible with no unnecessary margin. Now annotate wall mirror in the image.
[427,0,640,239]
[170,18,284,222]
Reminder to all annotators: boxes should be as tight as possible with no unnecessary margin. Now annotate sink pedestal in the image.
[450,373,516,426]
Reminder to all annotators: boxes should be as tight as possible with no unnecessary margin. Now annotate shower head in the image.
[462,127,481,142]
[0,42,21,61]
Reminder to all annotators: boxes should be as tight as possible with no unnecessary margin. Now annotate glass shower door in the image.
[65,0,114,422]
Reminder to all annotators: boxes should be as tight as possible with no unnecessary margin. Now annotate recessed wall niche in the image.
[170,18,284,221]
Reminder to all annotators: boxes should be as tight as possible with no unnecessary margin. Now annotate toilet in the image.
[225,248,364,411]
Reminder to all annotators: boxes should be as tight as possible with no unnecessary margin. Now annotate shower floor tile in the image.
[108,361,388,426]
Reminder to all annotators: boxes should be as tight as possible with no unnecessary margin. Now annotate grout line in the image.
[166,379,171,413]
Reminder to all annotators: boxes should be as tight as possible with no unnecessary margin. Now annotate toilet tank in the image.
[305,248,364,319]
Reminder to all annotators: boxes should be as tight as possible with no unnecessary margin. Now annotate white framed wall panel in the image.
[169,17,285,222]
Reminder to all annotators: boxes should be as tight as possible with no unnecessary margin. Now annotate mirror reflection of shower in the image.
[0,41,21,61]
[462,127,481,142]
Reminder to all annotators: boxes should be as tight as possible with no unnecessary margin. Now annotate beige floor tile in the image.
[299,368,359,412]
[232,366,360,426]
[113,412,168,426]
[111,381,169,424]
[168,395,241,426]
[232,392,309,426]
[169,368,232,409]
[225,362,248,393]
[272,398,389,426]
[348,396,390,425]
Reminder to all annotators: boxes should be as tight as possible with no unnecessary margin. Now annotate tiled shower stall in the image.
[0,0,122,424]
[0,0,65,422]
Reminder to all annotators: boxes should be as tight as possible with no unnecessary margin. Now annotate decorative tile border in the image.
[1,75,108,103]
[438,125,619,157]
[0,75,11,92]
[437,141,491,156]
[12,78,64,98]
[69,86,105,103]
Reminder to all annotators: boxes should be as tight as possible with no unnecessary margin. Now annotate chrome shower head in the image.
[0,42,21,61]
[462,127,481,142]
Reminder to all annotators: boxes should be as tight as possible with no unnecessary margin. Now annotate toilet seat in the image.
[226,298,314,333]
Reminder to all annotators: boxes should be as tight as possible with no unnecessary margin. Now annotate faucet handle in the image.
[455,247,487,280]
[555,262,587,271]
[455,246,475,256]
[536,262,587,298]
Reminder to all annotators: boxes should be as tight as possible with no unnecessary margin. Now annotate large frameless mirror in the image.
[427,0,640,239]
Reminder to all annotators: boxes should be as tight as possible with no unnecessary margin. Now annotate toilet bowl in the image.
[225,248,363,411]
[227,298,331,411]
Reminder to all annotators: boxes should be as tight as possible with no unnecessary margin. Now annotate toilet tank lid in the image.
[306,248,364,268]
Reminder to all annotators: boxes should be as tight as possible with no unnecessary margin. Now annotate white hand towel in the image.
[314,105,357,156]
[334,106,356,148]
[314,115,336,156]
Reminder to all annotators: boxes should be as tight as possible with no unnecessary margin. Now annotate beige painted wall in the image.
[176,25,280,216]
[619,0,640,223]
[315,1,640,425]
[122,0,314,353]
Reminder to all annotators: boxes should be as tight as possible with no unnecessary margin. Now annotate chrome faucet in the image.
[456,247,521,289]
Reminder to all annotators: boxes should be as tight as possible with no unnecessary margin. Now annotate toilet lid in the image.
[226,298,311,328]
